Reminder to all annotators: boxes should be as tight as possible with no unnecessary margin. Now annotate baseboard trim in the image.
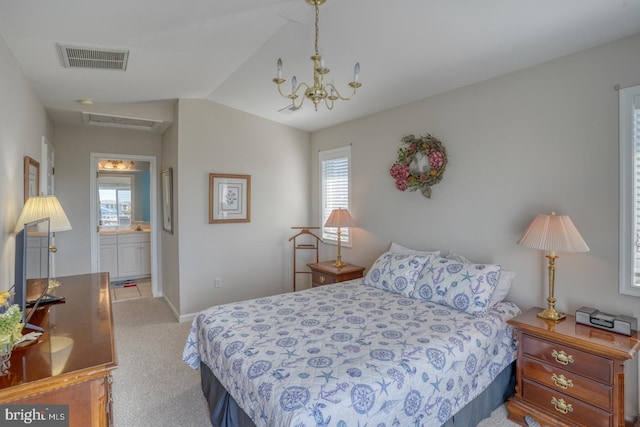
[161,295,201,323]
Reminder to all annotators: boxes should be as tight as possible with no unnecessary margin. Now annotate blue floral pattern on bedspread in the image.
[183,279,520,427]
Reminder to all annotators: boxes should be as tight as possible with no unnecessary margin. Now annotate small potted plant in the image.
[0,292,24,374]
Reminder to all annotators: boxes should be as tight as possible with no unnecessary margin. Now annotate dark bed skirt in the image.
[200,361,516,427]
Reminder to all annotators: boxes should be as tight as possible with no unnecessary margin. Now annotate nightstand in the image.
[506,307,640,427]
[306,261,365,287]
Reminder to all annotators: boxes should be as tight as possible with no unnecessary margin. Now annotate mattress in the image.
[183,279,521,427]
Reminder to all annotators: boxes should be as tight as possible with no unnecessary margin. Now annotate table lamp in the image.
[15,196,72,288]
[324,208,354,269]
[517,211,589,321]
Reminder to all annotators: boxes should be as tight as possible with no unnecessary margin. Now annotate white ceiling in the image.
[2,0,640,133]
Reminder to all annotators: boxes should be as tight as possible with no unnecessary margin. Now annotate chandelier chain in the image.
[314,2,320,56]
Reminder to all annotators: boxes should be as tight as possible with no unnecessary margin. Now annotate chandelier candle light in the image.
[324,208,354,269]
[517,212,589,321]
[273,0,361,111]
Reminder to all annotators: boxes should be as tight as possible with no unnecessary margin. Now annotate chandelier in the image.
[272,0,361,111]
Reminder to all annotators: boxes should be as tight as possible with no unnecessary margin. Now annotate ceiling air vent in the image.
[82,112,168,132]
[58,44,129,71]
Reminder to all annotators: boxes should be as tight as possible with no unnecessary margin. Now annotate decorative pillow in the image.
[447,250,515,306]
[389,242,441,257]
[363,252,429,297]
[414,255,501,317]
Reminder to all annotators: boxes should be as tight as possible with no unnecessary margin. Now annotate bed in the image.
[183,249,521,427]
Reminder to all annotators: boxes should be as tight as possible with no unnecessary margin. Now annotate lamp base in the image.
[537,307,566,322]
[332,260,346,269]
[47,279,61,292]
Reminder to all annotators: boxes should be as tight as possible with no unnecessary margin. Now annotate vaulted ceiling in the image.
[2,0,640,132]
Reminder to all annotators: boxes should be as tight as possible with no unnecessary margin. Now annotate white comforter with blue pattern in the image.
[183,279,520,427]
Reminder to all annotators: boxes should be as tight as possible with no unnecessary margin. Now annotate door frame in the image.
[89,152,160,297]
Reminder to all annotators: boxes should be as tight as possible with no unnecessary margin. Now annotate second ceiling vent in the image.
[57,44,129,71]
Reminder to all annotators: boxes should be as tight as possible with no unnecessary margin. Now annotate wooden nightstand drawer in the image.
[311,270,337,286]
[307,262,365,288]
[521,357,612,410]
[521,334,613,384]
[506,308,640,427]
[522,378,612,427]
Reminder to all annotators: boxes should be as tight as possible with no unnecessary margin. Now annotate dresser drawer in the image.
[311,271,337,286]
[521,334,613,384]
[522,379,612,427]
[521,356,612,411]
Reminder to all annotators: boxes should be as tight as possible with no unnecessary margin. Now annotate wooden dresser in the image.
[506,308,640,427]
[307,262,365,287]
[0,273,117,427]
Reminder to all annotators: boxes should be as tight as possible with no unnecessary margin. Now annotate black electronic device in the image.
[13,217,58,332]
[575,306,637,336]
[26,294,65,308]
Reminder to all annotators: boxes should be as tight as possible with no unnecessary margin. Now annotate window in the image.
[619,84,640,296]
[98,175,133,226]
[319,146,351,244]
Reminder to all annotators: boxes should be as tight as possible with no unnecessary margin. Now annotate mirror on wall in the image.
[97,160,151,229]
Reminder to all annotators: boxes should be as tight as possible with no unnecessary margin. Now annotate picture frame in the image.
[161,168,174,234]
[209,173,251,224]
[24,156,40,202]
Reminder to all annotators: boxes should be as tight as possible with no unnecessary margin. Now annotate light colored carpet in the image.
[478,405,519,426]
[112,297,210,427]
[111,296,519,427]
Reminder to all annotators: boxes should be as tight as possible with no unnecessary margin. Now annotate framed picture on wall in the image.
[161,168,173,234]
[209,173,251,224]
[24,156,40,202]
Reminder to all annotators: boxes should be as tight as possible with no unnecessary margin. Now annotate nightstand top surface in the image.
[509,307,640,360]
[307,261,365,275]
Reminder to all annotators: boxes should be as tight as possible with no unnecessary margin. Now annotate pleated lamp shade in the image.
[324,208,354,228]
[517,212,589,255]
[15,196,72,233]
[324,208,354,269]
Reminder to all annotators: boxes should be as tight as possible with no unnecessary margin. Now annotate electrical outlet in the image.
[214,278,222,288]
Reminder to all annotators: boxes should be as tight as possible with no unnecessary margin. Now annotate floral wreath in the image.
[389,134,447,198]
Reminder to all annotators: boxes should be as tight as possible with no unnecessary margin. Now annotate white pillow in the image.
[445,250,472,263]
[389,242,441,257]
[363,251,429,297]
[489,270,515,306]
[446,250,515,306]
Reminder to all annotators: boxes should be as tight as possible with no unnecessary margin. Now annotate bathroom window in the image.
[98,175,133,226]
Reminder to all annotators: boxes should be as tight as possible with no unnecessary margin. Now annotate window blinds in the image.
[320,147,351,243]
[633,96,640,284]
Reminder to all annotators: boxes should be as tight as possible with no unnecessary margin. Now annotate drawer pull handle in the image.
[551,397,573,414]
[551,373,573,389]
[551,349,574,365]
[319,275,325,284]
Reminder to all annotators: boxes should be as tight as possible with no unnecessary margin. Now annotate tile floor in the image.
[111,278,152,301]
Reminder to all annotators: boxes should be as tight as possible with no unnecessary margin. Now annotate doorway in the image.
[89,153,160,298]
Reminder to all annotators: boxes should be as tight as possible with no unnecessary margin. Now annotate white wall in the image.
[46,99,311,321]
[175,99,310,316]
[161,101,180,313]
[0,35,51,291]
[310,32,640,419]
[52,126,163,277]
